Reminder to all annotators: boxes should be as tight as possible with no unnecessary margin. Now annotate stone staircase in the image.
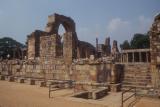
[122,63,152,91]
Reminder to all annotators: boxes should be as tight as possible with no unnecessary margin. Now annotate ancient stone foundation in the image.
[0,13,160,97]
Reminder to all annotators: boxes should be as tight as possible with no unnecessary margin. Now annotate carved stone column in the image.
[120,54,122,63]
[132,52,135,62]
[146,52,149,62]
[126,53,128,63]
[139,52,142,62]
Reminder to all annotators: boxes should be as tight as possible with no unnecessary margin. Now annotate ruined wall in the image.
[77,41,96,58]
[27,30,47,59]
[72,64,111,82]
[27,35,36,59]
[71,63,123,84]
[105,37,111,56]
[63,32,77,64]
[27,13,98,64]
[149,13,160,88]
[40,34,62,64]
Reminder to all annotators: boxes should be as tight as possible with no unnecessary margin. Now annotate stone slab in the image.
[8,76,15,82]
[109,83,121,92]
[0,75,5,80]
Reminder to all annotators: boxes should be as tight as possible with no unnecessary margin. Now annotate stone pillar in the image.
[122,54,124,62]
[126,53,128,63]
[121,54,122,62]
[146,52,149,62]
[139,52,142,62]
[63,32,77,65]
[111,40,119,60]
[123,54,125,62]
[132,52,134,62]
[77,48,80,59]
[124,54,126,63]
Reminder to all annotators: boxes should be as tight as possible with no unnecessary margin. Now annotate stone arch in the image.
[45,13,78,64]
[58,24,65,36]
[45,13,76,35]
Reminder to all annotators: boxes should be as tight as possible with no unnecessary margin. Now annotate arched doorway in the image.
[58,24,65,57]
[45,13,78,64]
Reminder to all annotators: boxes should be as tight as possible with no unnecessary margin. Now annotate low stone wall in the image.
[0,60,124,91]
[73,63,112,82]
[73,87,108,99]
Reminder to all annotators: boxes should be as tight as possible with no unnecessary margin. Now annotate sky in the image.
[0,0,160,46]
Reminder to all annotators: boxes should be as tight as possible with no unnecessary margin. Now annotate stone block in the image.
[73,91,90,99]
[64,83,70,88]
[92,88,108,99]
[40,81,46,87]
[8,76,15,82]
[27,79,35,85]
[17,78,25,83]
[0,75,5,80]
[109,83,121,92]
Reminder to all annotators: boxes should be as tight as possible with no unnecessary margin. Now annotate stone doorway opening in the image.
[58,24,66,57]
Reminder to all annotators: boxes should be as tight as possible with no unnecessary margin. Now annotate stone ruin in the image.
[0,13,160,98]
[25,13,121,90]
[96,37,111,57]
[111,40,119,61]
[149,13,160,88]
[105,37,111,56]
[27,13,96,65]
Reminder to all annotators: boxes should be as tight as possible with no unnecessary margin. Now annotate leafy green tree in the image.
[120,40,130,50]
[120,33,150,50]
[0,37,25,59]
[130,33,149,49]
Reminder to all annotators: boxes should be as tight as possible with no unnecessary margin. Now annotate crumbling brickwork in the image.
[2,13,160,92]
[27,13,96,64]
[149,13,160,88]
[40,34,62,63]
[27,30,47,59]
[105,37,111,56]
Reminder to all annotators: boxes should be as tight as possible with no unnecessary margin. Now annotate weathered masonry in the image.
[149,13,160,88]
[0,13,160,93]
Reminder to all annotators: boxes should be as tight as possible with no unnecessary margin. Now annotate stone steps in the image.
[121,85,151,92]
[123,75,151,78]
[123,80,151,84]
[123,76,151,80]
[122,64,152,91]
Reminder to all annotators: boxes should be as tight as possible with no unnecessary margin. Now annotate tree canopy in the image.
[0,37,25,59]
[120,40,130,50]
[120,33,150,50]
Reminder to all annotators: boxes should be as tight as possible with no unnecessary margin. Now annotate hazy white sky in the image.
[0,0,160,46]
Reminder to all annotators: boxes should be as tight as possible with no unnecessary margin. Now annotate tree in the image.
[0,37,25,59]
[120,33,150,50]
[130,33,149,49]
[120,40,130,50]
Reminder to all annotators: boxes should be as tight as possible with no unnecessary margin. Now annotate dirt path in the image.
[134,97,160,107]
[0,81,106,107]
[0,81,159,107]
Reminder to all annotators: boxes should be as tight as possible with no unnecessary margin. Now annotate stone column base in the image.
[27,79,35,85]
[0,75,5,80]
[17,78,25,83]
[40,81,46,87]
[8,76,15,82]
[109,83,121,92]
